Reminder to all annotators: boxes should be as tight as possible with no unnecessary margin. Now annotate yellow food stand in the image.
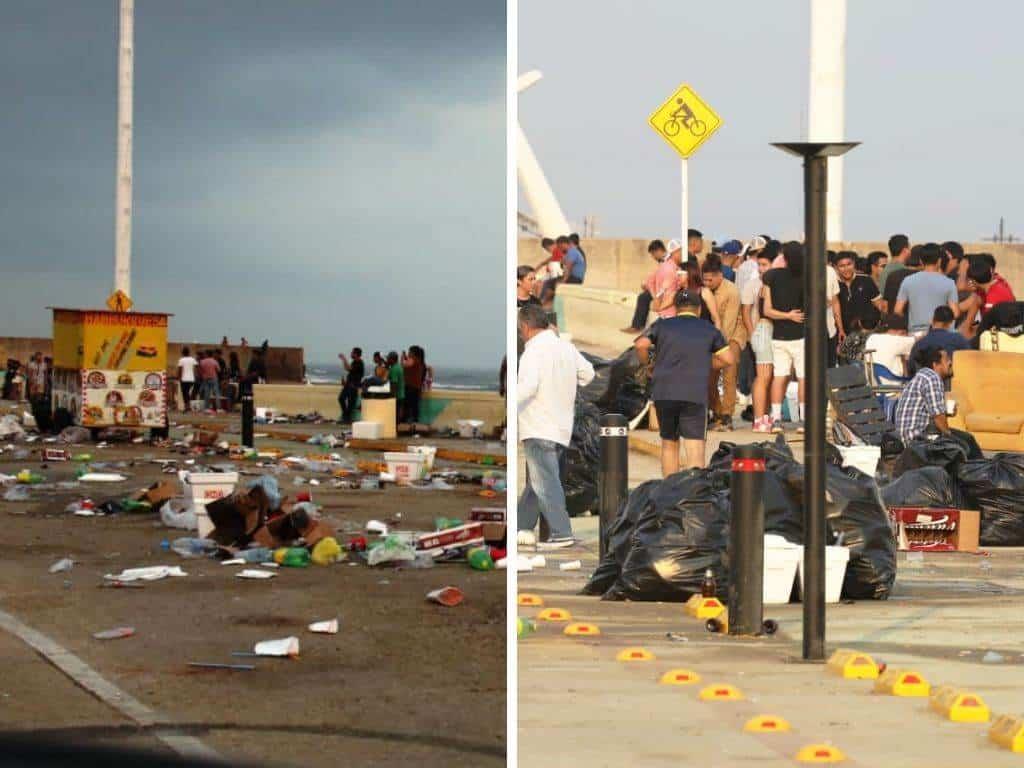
[50,306,171,429]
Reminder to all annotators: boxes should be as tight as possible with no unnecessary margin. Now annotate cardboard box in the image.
[135,479,178,507]
[470,507,506,523]
[889,507,980,552]
[416,522,485,555]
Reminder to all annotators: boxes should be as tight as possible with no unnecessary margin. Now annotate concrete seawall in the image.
[518,238,1024,294]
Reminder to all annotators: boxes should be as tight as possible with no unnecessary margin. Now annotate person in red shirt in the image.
[968,256,1016,316]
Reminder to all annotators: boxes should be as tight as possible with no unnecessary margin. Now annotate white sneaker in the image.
[517,530,537,547]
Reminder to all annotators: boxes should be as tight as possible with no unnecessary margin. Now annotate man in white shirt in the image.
[865,314,917,384]
[177,346,198,413]
[517,303,596,549]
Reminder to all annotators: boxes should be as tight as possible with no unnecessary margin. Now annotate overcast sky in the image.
[1,0,504,369]
[520,0,1024,244]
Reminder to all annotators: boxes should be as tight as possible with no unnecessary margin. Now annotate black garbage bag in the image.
[581,479,661,595]
[957,453,1024,546]
[562,400,601,517]
[604,469,730,602]
[824,466,897,600]
[894,435,968,478]
[579,348,650,421]
[881,466,958,509]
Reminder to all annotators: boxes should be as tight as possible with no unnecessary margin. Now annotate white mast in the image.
[114,0,134,299]
[808,0,846,243]
[517,71,571,238]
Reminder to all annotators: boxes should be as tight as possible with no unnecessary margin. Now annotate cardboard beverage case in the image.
[416,522,485,556]
[889,507,980,552]
[470,507,507,543]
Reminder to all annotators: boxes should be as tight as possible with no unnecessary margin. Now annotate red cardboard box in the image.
[888,507,980,552]
[416,522,485,555]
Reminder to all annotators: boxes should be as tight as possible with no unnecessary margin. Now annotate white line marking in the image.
[0,607,220,761]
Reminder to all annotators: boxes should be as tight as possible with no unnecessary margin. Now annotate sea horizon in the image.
[305,363,499,392]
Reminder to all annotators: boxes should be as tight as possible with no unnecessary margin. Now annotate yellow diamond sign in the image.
[648,83,722,159]
[106,289,133,312]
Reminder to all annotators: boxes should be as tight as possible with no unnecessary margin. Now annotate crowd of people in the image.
[521,233,588,307]
[337,346,433,425]
[176,342,268,413]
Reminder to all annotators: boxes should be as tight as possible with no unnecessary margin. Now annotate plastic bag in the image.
[894,435,968,478]
[581,479,660,596]
[823,466,897,600]
[957,453,1024,546]
[367,535,416,566]
[0,415,26,439]
[159,499,197,531]
[562,400,601,517]
[578,348,651,421]
[881,466,957,509]
[604,470,730,602]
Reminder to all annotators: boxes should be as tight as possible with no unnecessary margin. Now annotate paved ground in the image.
[0,416,505,766]
[516,428,1024,767]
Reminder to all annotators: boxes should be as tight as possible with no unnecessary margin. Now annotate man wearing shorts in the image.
[762,241,806,433]
[635,289,735,476]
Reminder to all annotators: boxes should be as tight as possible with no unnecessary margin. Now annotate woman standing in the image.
[680,260,721,328]
[401,345,427,424]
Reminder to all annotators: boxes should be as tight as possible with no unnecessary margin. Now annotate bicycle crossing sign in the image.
[648,83,722,159]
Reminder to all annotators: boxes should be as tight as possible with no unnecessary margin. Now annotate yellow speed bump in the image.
[659,668,701,686]
[795,744,846,763]
[930,686,990,723]
[873,668,930,697]
[744,714,791,733]
[537,607,571,622]
[826,648,880,680]
[989,715,1024,752]
[685,594,725,619]
[517,593,544,607]
[563,622,600,637]
[698,683,744,701]
[616,647,655,662]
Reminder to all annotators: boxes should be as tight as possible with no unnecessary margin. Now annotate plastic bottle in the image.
[273,547,311,567]
[170,537,219,558]
[238,547,274,564]
[467,546,495,571]
[517,617,536,638]
[701,568,717,598]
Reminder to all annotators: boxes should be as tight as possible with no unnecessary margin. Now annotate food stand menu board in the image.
[52,369,167,428]
[52,309,169,372]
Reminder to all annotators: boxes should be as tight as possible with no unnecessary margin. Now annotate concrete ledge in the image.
[555,285,637,354]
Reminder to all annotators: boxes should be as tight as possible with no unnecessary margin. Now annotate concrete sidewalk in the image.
[517,514,1024,767]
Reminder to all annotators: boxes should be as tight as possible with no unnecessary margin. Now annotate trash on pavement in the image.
[559,560,582,571]
[78,473,128,482]
[366,520,388,536]
[93,627,135,640]
[188,662,255,672]
[104,566,187,582]
[467,546,494,571]
[159,499,197,530]
[426,586,465,606]
[3,486,30,502]
[310,536,342,565]
[236,569,276,579]
[367,536,416,566]
[170,537,220,558]
[308,619,339,634]
[253,636,300,658]
[49,558,74,574]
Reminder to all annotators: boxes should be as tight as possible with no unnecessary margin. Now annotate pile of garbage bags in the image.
[882,435,1024,547]
[583,436,897,602]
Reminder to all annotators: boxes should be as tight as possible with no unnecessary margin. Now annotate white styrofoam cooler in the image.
[383,452,427,484]
[179,471,239,537]
[763,535,802,605]
[798,545,851,604]
[456,419,484,438]
[352,421,382,440]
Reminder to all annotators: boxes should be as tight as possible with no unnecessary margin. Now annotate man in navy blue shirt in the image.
[562,235,587,285]
[635,289,735,476]
[908,305,969,375]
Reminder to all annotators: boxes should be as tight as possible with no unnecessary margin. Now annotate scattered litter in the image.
[104,566,187,582]
[3,486,30,502]
[982,651,1005,664]
[237,569,276,579]
[188,662,254,672]
[93,627,135,640]
[66,500,96,516]
[426,586,465,606]
[99,581,144,589]
[367,536,416,566]
[49,558,74,574]
[467,547,495,571]
[666,632,689,642]
[308,619,338,634]
[366,520,388,536]
[310,537,342,565]
[530,555,547,568]
[78,473,128,483]
[560,560,582,571]
[221,558,246,566]
[259,562,279,569]
[253,636,299,658]
[159,499,197,530]
[170,537,219,558]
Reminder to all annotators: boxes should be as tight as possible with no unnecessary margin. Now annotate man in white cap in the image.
[736,236,768,297]
[622,239,669,333]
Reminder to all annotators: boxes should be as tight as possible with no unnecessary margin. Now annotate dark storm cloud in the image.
[0,0,505,368]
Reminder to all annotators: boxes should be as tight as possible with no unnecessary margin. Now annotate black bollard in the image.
[728,443,766,636]
[241,393,254,448]
[772,141,859,660]
[598,413,629,559]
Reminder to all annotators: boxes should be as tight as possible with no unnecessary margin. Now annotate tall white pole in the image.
[808,0,846,243]
[516,71,571,238]
[680,159,689,257]
[114,0,134,299]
